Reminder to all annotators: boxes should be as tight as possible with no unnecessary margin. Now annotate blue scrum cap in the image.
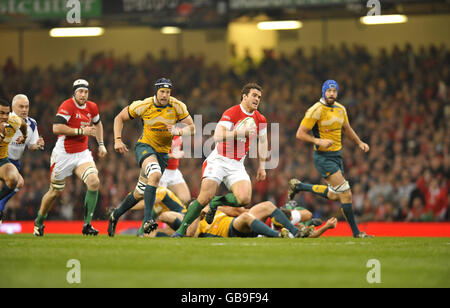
[322,80,339,98]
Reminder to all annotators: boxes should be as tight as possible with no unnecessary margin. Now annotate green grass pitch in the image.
[0,235,449,288]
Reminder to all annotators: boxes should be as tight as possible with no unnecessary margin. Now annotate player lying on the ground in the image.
[272,216,338,238]
[108,186,186,237]
[185,201,312,238]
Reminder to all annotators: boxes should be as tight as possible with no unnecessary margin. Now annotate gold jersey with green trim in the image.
[198,211,234,238]
[152,186,186,217]
[300,98,349,152]
[128,96,189,154]
[0,114,23,159]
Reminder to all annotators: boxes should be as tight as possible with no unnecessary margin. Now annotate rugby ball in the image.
[235,117,256,142]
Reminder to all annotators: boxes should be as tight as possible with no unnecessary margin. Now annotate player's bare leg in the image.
[205,180,252,224]
[174,178,218,237]
[0,163,19,198]
[141,155,162,234]
[0,163,20,226]
[74,162,100,236]
[167,182,191,206]
[230,180,252,206]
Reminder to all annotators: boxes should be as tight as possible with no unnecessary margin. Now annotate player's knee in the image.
[16,177,24,189]
[85,174,100,191]
[50,180,65,193]
[133,189,144,201]
[178,192,191,206]
[197,192,214,206]
[49,187,63,198]
[81,166,99,189]
[236,194,251,207]
[327,191,340,201]
[339,189,352,203]
[148,172,161,186]
[4,172,19,188]
[240,212,254,224]
[144,162,162,186]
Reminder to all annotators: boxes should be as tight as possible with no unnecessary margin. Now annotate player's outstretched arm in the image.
[308,217,338,238]
[113,107,131,154]
[342,122,369,152]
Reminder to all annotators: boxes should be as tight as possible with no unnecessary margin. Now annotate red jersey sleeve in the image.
[256,113,268,136]
[89,102,100,124]
[218,107,238,130]
[56,100,73,122]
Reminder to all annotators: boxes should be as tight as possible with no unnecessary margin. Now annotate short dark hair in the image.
[241,83,262,100]
[0,99,10,108]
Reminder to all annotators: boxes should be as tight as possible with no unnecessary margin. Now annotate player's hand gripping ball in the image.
[235,117,256,142]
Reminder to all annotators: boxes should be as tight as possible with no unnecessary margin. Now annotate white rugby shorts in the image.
[159,168,186,188]
[50,149,95,181]
[202,149,250,189]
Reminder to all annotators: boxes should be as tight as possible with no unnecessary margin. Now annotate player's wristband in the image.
[99,142,105,147]
[115,137,121,140]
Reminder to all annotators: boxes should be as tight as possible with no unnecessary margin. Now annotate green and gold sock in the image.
[297,183,329,199]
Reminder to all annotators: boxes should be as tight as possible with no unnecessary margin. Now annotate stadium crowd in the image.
[0,42,448,223]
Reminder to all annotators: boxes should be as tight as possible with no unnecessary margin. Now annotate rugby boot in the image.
[205,201,218,225]
[82,223,99,236]
[143,219,158,234]
[355,232,374,238]
[288,178,302,200]
[34,224,45,237]
[279,228,291,238]
[107,208,118,237]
